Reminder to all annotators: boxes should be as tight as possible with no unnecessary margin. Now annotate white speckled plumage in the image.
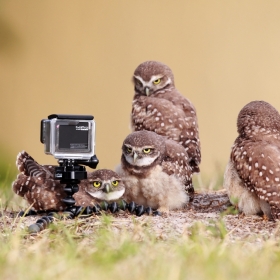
[224,101,280,219]
[12,151,124,211]
[116,130,193,212]
[131,61,201,173]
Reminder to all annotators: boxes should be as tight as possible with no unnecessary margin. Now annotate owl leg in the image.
[270,208,279,220]
[259,200,273,220]
[186,184,195,202]
[224,161,264,216]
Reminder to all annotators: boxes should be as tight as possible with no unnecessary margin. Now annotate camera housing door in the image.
[41,114,96,160]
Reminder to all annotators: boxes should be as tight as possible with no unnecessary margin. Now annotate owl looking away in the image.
[224,101,280,220]
[116,130,193,213]
[131,61,201,173]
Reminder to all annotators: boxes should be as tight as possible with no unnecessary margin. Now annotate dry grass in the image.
[1,171,280,279]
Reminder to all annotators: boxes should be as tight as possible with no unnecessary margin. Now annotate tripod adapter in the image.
[54,156,99,210]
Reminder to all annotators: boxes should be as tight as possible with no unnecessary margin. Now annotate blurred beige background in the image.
[1,0,280,185]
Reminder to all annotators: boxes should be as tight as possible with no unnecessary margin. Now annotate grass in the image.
[1,212,280,280]
[1,160,280,280]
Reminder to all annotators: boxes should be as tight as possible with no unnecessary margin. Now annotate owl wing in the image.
[13,151,99,210]
[161,139,193,192]
[132,96,184,138]
[13,151,63,210]
[16,151,55,179]
[163,91,201,172]
[232,138,280,219]
[12,173,66,211]
[132,96,200,172]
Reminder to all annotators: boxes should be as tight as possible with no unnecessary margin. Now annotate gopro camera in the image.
[40,114,98,167]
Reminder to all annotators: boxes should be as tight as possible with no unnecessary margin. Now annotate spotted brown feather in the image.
[12,151,125,211]
[116,130,193,212]
[131,61,201,173]
[224,101,280,220]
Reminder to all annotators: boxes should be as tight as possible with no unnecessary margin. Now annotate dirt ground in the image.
[2,189,279,244]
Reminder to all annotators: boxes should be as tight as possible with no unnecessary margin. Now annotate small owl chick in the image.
[12,151,124,211]
[116,130,192,212]
[75,169,125,206]
[224,101,280,220]
[131,61,201,172]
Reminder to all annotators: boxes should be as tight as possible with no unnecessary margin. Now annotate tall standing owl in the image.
[224,101,280,220]
[131,61,201,172]
[116,130,193,212]
[12,151,125,211]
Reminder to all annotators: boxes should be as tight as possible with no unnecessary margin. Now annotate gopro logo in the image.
[76,125,89,131]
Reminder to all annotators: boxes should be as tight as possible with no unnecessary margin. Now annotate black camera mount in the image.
[54,156,99,213]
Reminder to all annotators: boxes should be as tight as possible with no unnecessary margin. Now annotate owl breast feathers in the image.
[116,130,193,212]
[12,151,124,211]
[224,101,280,220]
[131,61,201,173]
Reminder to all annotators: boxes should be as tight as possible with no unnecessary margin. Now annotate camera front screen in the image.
[58,122,89,151]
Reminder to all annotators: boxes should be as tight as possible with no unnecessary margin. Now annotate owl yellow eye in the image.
[93,181,101,188]
[143,148,151,154]
[112,180,119,186]
[126,147,132,153]
[153,79,161,85]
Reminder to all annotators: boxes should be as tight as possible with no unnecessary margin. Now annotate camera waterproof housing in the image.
[40,114,98,168]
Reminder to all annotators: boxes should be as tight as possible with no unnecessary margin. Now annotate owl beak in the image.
[145,87,150,96]
[103,183,111,193]
[133,152,138,163]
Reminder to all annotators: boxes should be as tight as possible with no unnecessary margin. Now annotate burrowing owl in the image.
[12,151,125,211]
[224,101,280,220]
[131,61,201,172]
[116,130,192,212]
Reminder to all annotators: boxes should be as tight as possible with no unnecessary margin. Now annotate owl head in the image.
[86,169,125,201]
[237,101,280,137]
[133,61,175,96]
[121,130,166,175]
